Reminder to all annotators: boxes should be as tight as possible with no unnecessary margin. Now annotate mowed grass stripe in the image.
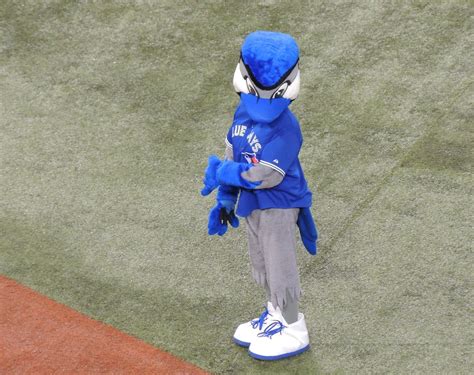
[304,78,473,276]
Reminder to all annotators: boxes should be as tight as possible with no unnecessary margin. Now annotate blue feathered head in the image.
[233,31,301,123]
[242,31,299,87]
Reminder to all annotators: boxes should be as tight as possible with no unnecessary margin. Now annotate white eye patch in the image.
[283,71,300,100]
[233,63,249,94]
[233,60,300,100]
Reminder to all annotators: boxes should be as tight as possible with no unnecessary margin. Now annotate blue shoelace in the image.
[250,307,270,330]
[257,320,286,338]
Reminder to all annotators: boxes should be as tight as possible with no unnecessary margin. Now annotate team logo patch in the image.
[242,152,259,164]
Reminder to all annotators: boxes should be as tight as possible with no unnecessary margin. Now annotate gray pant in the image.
[245,208,301,309]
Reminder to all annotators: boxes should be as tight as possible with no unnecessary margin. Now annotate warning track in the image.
[0,275,209,374]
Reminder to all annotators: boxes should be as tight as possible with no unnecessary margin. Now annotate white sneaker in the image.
[248,311,310,360]
[233,302,277,347]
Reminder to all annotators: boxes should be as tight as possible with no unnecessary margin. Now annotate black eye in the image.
[274,89,285,98]
[272,82,289,99]
[246,77,259,97]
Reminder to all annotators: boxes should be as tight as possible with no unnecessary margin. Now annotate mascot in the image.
[201,30,318,361]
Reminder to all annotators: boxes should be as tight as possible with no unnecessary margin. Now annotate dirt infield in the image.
[0,275,209,374]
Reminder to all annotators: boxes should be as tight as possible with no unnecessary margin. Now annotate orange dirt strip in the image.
[0,275,209,375]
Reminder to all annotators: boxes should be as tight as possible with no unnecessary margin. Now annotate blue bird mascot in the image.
[201,31,318,360]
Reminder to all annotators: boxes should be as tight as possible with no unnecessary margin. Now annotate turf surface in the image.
[1,1,472,373]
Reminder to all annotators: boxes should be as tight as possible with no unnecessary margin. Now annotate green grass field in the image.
[1,1,472,373]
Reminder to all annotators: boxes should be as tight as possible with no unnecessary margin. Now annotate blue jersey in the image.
[226,102,312,217]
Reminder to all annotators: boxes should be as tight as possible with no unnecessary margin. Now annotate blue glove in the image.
[208,200,239,236]
[201,155,223,196]
[208,185,240,236]
[216,160,261,189]
[297,207,318,255]
[216,183,239,205]
[201,156,261,195]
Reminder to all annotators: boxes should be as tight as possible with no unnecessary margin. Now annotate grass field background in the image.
[1,1,472,373]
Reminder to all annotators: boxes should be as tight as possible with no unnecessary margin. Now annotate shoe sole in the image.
[232,337,250,347]
[248,344,310,361]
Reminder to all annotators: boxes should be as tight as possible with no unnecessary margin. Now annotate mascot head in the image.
[233,31,300,123]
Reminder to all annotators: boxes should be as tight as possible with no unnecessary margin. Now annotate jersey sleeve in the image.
[259,131,300,176]
[225,126,233,149]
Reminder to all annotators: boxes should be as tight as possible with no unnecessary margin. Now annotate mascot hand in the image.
[208,201,239,236]
[216,160,261,189]
[201,155,223,196]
